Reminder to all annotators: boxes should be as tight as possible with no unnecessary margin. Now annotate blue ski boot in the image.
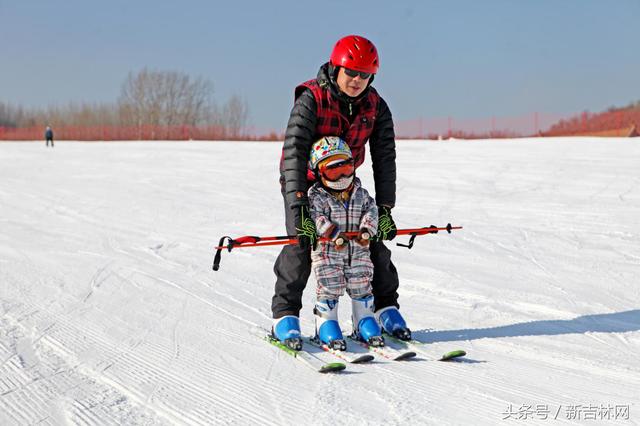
[272,315,303,351]
[352,296,384,347]
[314,299,346,351]
[375,306,412,341]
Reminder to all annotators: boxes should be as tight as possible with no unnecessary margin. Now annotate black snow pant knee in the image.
[271,177,400,319]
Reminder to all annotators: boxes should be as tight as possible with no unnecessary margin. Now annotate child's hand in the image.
[324,223,348,250]
[355,229,371,247]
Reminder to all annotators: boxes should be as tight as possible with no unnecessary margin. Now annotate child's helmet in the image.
[309,136,352,169]
[310,136,355,191]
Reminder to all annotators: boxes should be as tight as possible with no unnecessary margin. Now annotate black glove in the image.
[375,206,397,241]
[295,205,318,250]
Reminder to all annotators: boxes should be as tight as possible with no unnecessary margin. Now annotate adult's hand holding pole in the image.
[375,206,397,241]
[295,205,318,250]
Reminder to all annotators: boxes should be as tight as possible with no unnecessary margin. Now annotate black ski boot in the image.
[391,327,412,341]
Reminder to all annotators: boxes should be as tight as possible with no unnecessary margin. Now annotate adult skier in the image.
[272,35,410,350]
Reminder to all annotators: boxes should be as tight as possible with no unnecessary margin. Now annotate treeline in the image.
[608,100,640,112]
[543,100,640,137]
[0,68,251,140]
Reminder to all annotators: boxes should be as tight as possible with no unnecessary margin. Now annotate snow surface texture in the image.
[0,139,638,425]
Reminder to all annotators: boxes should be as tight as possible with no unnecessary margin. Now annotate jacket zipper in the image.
[344,199,352,266]
[320,185,354,266]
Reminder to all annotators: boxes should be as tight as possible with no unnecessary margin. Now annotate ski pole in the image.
[212,224,462,271]
[212,235,298,271]
[214,224,460,248]
[395,224,463,249]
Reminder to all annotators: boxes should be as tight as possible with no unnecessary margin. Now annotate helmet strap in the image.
[328,63,339,81]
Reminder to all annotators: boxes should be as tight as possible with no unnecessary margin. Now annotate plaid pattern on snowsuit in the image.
[308,178,378,301]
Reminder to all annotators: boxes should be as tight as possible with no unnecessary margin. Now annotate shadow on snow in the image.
[413,309,640,343]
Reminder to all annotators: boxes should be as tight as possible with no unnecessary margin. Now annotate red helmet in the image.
[329,35,379,74]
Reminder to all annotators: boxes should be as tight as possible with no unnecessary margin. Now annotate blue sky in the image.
[1,0,639,131]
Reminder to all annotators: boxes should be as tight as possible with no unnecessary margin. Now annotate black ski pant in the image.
[271,177,400,319]
[46,138,54,147]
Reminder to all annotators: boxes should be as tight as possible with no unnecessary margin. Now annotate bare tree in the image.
[0,102,35,128]
[2,68,252,140]
[118,68,215,137]
[0,102,18,127]
[221,95,249,138]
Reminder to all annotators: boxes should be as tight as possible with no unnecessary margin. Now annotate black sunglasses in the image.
[343,68,372,79]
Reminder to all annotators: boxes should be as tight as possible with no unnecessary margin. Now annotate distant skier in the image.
[44,126,54,147]
[272,35,411,350]
[307,137,384,350]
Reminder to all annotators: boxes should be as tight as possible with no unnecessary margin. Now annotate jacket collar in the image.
[316,176,362,201]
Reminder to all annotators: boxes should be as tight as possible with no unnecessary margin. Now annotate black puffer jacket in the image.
[280,63,396,209]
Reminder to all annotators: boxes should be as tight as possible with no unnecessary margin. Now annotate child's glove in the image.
[333,233,349,250]
[355,228,372,247]
[323,223,348,250]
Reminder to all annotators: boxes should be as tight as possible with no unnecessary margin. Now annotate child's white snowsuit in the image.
[308,177,378,301]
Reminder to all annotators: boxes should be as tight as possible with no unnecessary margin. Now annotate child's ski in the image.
[304,337,375,364]
[254,328,346,373]
[384,333,467,361]
[347,335,417,361]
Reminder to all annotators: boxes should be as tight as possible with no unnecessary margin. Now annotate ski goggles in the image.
[319,158,355,181]
[343,68,372,80]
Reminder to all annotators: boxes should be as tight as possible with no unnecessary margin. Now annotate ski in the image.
[303,337,375,364]
[347,335,417,361]
[254,328,346,373]
[384,333,467,361]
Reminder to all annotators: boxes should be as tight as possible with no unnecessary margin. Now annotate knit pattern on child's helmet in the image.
[309,136,352,170]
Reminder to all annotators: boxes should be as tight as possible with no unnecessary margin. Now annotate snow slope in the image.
[0,138,639,425]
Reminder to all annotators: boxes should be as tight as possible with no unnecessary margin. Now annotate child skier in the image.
[308,136,384,350]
